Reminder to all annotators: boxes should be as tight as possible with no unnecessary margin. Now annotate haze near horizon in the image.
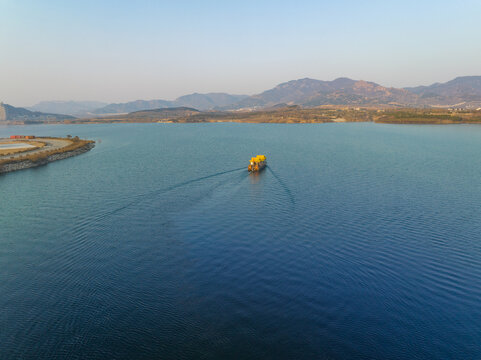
[1,0,480,107]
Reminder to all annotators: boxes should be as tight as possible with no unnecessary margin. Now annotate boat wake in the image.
[94,167,246,222]
[267,166,296,208]
[148,167,245,197]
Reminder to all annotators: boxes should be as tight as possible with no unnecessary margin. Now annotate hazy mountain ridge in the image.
[175,93,248,110]
[0,102,75,122]
[405,76,481,105]
[28,101,108,116]
[92,93,248,114]
[93,99,174,115]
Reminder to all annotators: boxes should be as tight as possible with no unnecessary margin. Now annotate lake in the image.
[1,122,480,359]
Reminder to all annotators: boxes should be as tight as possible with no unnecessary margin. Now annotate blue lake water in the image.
[1,123,480,359]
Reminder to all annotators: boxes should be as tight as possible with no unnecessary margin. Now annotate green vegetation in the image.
[375,109,481,124]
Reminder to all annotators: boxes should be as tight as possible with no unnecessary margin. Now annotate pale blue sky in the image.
[1,0,480,106]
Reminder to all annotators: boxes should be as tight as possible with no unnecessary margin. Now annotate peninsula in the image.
[0,136,95,175]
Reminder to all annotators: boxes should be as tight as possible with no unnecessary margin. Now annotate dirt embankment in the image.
[0,137,95,175]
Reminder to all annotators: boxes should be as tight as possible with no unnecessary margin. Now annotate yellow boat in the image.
[248,155,267,172]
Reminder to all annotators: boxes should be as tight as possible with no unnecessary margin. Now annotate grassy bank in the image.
[374,109,481,124]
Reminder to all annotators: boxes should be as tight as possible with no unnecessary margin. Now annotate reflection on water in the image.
[248,169,265,184]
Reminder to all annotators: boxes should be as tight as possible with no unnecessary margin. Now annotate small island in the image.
[0,135,95,175]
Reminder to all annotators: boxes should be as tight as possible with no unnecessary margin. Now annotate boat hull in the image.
[248,161,267,172]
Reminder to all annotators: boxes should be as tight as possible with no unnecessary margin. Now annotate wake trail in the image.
[147,167,245,198]
[267,166,296,208]
[94,166,246,222]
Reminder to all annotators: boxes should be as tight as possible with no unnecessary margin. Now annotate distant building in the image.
[0,102,6,121]
[9,135,35,139]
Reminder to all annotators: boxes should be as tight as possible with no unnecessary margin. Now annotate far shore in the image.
[2,107,481,126]
[71,107,481,125]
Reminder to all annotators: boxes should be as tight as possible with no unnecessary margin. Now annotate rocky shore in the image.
[0,142,95,175]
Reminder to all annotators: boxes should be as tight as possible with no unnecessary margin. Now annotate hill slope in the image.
[231,78,420,109]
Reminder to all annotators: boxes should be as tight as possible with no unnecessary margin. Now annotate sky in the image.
[1,0,480,106]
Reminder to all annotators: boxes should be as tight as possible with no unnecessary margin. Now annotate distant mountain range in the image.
[90,76,481,114]
[3,76,481,123]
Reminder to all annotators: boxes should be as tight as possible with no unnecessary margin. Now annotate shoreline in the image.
[0,138,95,175]
[73,119,481,125]
[2,107,481,126]
[2,119,481,126]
